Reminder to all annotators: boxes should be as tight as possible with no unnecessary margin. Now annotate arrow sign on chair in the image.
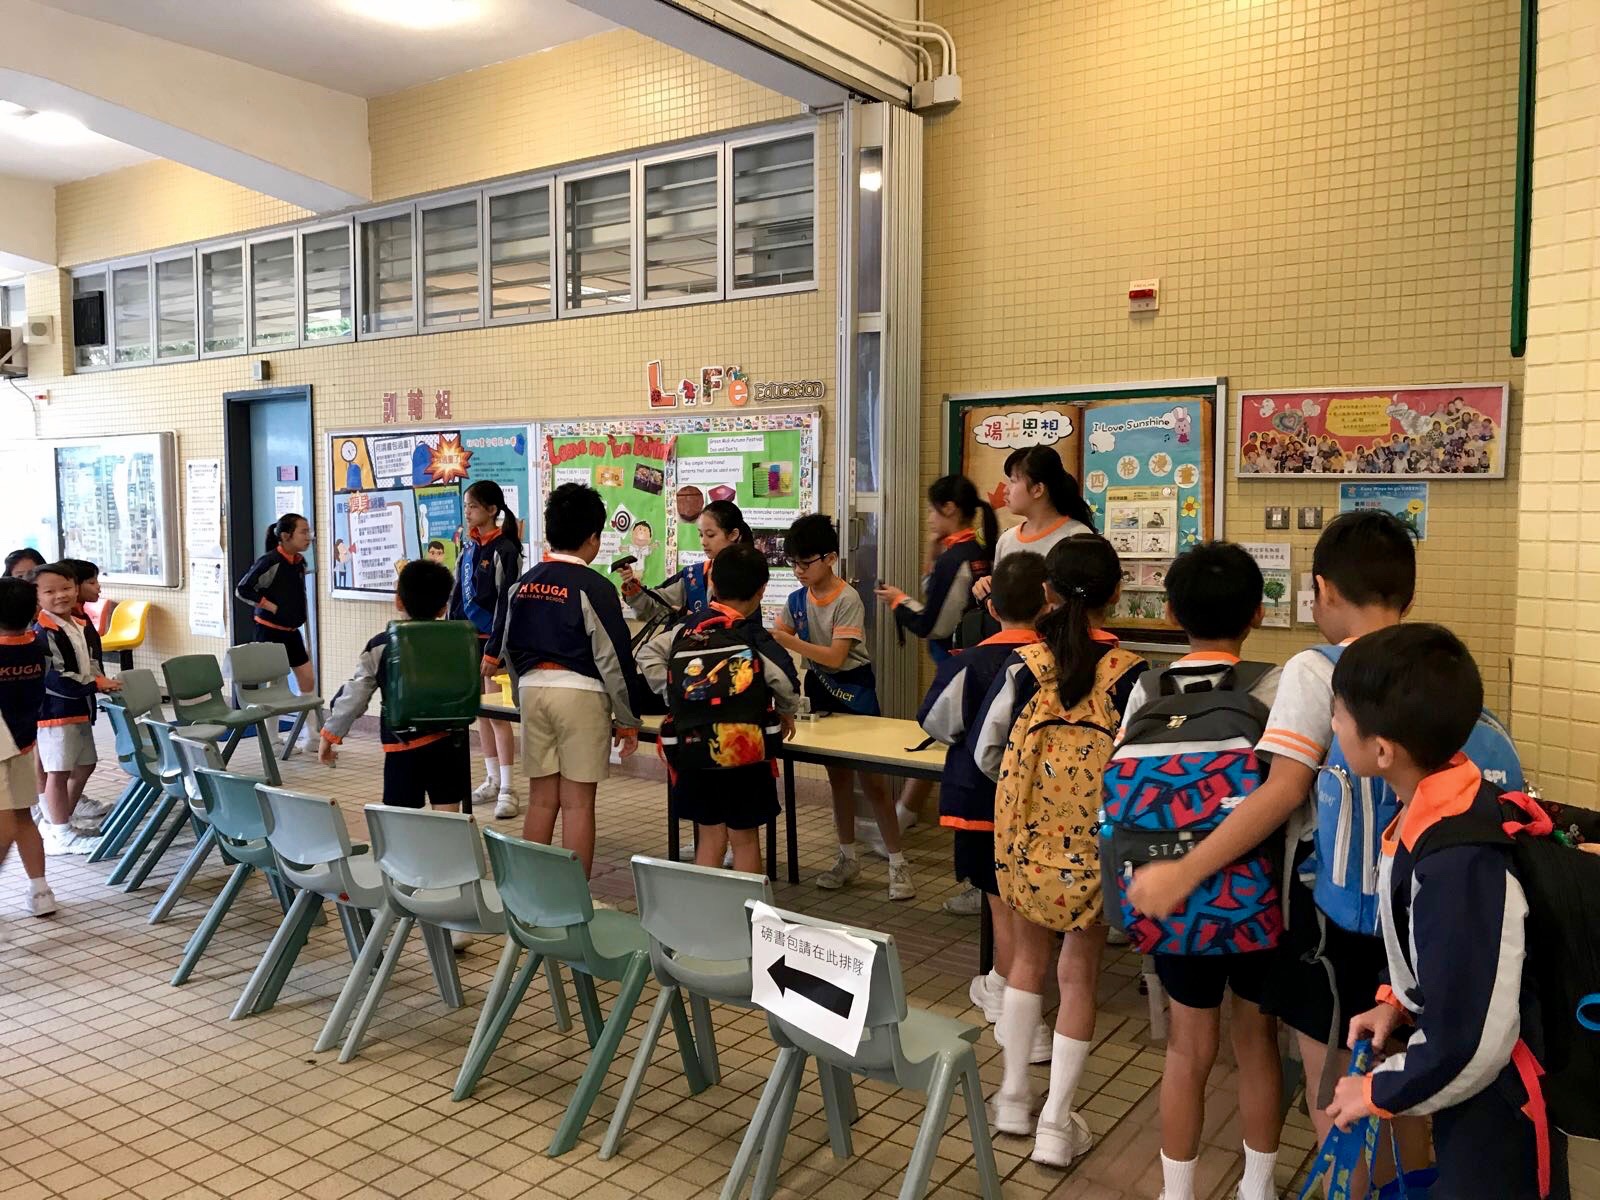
[767,954,854,1017]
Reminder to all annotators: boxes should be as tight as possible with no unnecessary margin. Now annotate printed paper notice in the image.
[273,485,305,521]
[1338,482,1428,541]
[189,558,228,638]
[1238,542,1293,629]
[185,459,223,559]
[677,456,744,487]
[750,901,877,1055]
[352,503,406,589]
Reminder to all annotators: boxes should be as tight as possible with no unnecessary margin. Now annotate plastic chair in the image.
[601,856,776,1159]
[171,767,291,987]
[84,669,165,864]
[161,654,281,784]
[225,642,323,761]
[142,722,226,924]
[452,829,653,1158]
[720,904,1002,1200]
[328,806,541,1064]
[229,786,399,1023]
[92,703,170,880]
[100,600,149,670]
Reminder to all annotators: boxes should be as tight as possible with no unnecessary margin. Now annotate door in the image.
[224,386,317,686]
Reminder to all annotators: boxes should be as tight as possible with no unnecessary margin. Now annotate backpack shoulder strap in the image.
[1230,661,1276,695]
[1017,640,1056,684]
[1411,783,1518,861]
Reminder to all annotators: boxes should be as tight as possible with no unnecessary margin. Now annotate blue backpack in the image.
[1308,643,1525,935]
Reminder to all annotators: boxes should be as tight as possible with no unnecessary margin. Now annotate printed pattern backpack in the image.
[658,615,777,774]
[1310,644,1524,934]
[1100,662,1283,955]
[994,641,1143,933]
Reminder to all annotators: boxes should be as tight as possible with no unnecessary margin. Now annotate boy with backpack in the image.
[1324,624,1569,1200]
[1100,542,1285,1200]
[638,543,799,874]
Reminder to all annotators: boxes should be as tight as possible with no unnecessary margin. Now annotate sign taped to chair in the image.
[750,901,878,1055]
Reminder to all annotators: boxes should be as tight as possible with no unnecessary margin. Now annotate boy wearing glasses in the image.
[771,514,914,900]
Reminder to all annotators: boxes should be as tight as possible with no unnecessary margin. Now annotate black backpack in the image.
[659,615,778,773]
[1407,788,1600,1140]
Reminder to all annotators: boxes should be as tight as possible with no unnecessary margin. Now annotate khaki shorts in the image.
[520,686,613,783]
[0,748,38,811]
[38,723,97,774]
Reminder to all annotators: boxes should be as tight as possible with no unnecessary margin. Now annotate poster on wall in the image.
[539,410,821,624]
[954,405,1081,533]
[56,433,180,587]
[1236,383,1507,479]
[327,424,533,600]
[1238,542,1293,629]
[1338,482,1429,541]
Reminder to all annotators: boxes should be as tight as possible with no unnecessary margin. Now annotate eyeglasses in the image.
[786,554,826,570]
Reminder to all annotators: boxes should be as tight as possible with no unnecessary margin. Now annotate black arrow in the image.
[767,955,854,1018]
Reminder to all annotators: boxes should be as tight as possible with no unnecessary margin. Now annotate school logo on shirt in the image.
[518,581,569,602]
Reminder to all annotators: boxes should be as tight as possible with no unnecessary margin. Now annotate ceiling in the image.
[31,0,614,97]
[0,114,154,183]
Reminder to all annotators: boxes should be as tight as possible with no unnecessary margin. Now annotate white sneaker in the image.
[815,853,861,889]
[69,814,104,837]
[450,929,472,953]
[41,823,95,857]
[493,791,520,820]
[1031,1110,1092,1168]
[995,1020,1054,1064]
[887,861,916,901]
[989,1091,1038,1136]
[943,886,983,915]
[75,797,114,819]
[896,804,921,834]
[28,884,57,917]
[472,777,499,803]
[969,973,1004,1023]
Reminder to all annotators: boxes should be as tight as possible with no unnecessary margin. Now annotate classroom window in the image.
[420,198,481,328]
[486,185,553,322]
[111,263,153,365]
[200,246,245,355]
[359,211,416,336]
[249,236,298,348]
[642,151,720,304]
[2,282,24,329]
[562,169,634,313]
[154,254,197,360]
[72,270,110,369]
[301,225,353,343]
[730,134,815,293]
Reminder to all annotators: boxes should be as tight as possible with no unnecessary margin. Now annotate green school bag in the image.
[382,620,484,732]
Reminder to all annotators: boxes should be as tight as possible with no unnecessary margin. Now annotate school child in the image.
[621,499,753,623]
[60,559,115,827]
[33,561,120,854]
[235,513,318,712]
[1324,625,1569,1200]
[971,447,1097,610]
[1126,510,1425,1176]
[771,513,913,900]
[637,543,799,874]
[5,548,45,579]
[493,483,641,877]
[0,576,51,914]
[918,551,1054,1063]
[973,535,1144,1167]
[1112,542,1285,1200]
[452,480,522,819]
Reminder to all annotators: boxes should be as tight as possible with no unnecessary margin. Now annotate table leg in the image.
[765,811,777,882]
[978,889,994,976]
[783,758,799,885]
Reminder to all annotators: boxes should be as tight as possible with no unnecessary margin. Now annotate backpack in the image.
[1309,643,1524,935]
[382,620,485,733]
[1100,662,1285,955]
[659,615,778,773]
[1405,787,1600,1141]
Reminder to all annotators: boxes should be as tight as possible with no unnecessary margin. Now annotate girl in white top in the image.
[975,446,1097,601]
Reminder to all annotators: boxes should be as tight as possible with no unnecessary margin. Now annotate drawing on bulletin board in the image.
[956,406,1081,532]
[1236,383,1507,479]
[539,409,821,624]
[1338,482,1429,541]
[1237,542,1293,629]
[327,424,534,600]
[55,433,180,587]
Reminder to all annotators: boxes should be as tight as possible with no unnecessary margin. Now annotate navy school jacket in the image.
[450,525,522,658]
[0,630,47,757]
[235,547,309,631]
[887,529,991,654]
[34,610,106,727]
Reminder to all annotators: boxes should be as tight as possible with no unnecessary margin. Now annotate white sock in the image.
[998,987,1043,1101]
[838,842,858,861]
[1039,1033,1092,1126]
[498,764,513,791]
[483,757,499,784]
[1160,1151,1197,1200]
[987,969,1007,992]
[896,803,918,831]
[887,851,906,869]
[1239,1143,1278,1200]
[29,877,50,894]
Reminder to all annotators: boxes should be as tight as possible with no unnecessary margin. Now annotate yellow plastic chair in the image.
[102,600,151,670]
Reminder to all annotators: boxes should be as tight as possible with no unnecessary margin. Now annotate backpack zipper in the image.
[1360,779,1378,896]
[1324,766,1355,889]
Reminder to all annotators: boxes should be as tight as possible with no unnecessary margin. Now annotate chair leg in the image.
[339,915,415,1063]
[106,796,179,886]
[171,863,254,986]
[600,985,677,1161]
[962,1055,1003,1200]
[817,1064,855,1159]
[750,1048,807,1200]
[252,721,282,785]
[544,956,571,1032]
[148,826,217,925]
[572,969,603,1049]
[232,889,320,1020]
[218,725,244,765]
[420,923,465,1009]
[720,1046,804,1200]
[453,944,542,1100]
[547,956,651,1157]
[281,711,307,761]
[897,1056,957,1200]
[335,904,368,962]
[124,801,193,892]
[91,783,157,863]
[689,992,721,1085]
[668,988,710,1095]
[251,890,323,1015]
[86,780,146,862]
[460,939,523,1076]
[316,906,396,1053]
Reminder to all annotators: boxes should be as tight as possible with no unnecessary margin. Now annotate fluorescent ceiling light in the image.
[859,168,882,192]
[12,111,97,146]
[344,0,481,30]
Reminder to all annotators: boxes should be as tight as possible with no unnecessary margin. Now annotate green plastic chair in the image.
[142,721,223,924]
[453,829,660,1158]
[720,904,1002,1200]
[161,653,281,784]
[171,767,291,987]
[600,856,778,1160]
[85,668,166,863]
[86,698,163,866]
[225,642,323,761]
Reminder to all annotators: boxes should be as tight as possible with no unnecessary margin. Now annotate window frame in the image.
[638,143,725,311]
[725,126,819,300]
[298,218,356,347]
[416,189,486,333]
[483,177,557,328]
[197,239,248,360]
[355,202,420,341]
[151,247,199,363]
[556,160,640,320]
[70,266,112,373]
[246,230,302,352]
[107,254,155,369]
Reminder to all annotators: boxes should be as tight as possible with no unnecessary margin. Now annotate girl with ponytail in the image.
[618,498,752,622]
[452,480,523,818]
[970,534,1145,1169]
[236,512,319,708]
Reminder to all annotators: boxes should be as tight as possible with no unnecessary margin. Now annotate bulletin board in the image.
[537,408,822,624]
[326,423,534,601]
[945,379,1226,639]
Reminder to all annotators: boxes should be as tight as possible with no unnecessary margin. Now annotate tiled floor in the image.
[0,725,1322,1200]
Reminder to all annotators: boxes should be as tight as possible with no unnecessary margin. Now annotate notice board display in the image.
[327,424,534,601]
[55,433,180,587]
[539,409,821,624]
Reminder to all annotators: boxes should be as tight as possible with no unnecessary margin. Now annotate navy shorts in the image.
[383,730,472,811]
[671,763,779,831]
[1154,949,1278,1010]
[1261,877,1388,1043]
[952,828,999,895]
[255,622,310,669]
